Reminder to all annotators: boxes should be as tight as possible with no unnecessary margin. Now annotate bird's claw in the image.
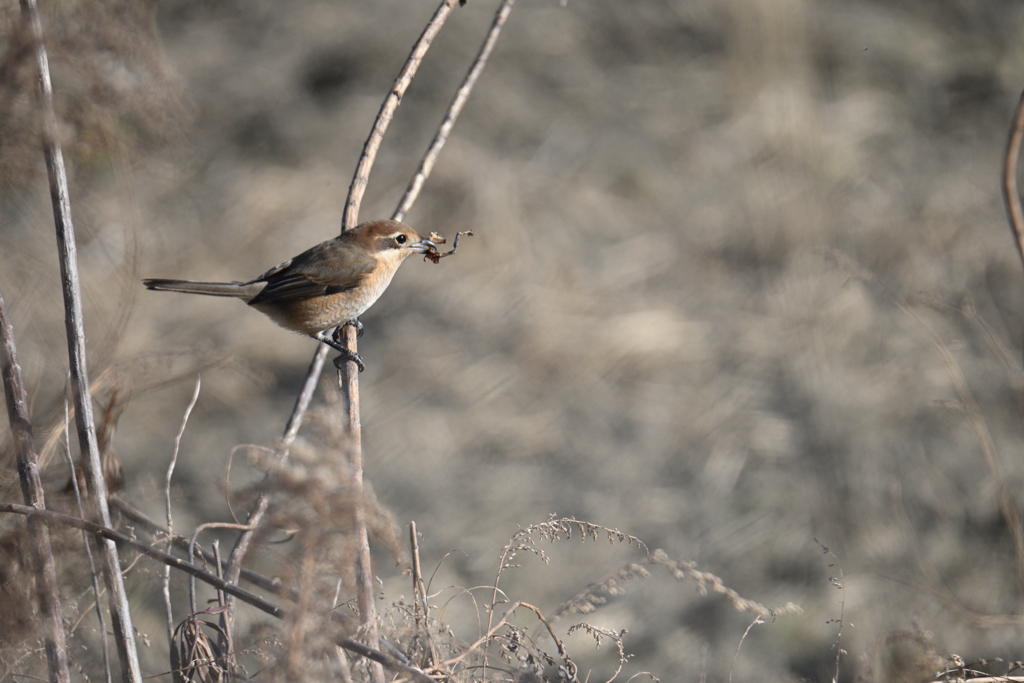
[333,319,363,341]
[333,349,365,373]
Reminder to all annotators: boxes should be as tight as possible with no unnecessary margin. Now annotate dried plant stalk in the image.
[163,376,201,659]
[1003,89,1024,269]
[336,3,459,681]
[0,286,70,683]
[18,0,141,679]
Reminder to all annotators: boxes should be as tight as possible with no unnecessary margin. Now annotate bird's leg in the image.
[317,329,365,372]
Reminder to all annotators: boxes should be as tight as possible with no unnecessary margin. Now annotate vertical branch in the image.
[18,1,142,680]
[336,333,383,683]
[410,521,427,629]
[62,393,113,683]
[337,3,458,681]
[0,286,71,683]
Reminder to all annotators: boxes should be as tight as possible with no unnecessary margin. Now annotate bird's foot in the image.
[333,319,363,340]
[332,349,366,373]
[317,329,366,372]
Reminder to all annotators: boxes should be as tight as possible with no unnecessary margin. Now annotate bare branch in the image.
[62,391,112,683]
[0,285,70,683]
[110,496,297,600]
[18,0,141,678]
[338,5,462,681]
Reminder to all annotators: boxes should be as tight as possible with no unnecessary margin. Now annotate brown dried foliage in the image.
[0,0,191,190]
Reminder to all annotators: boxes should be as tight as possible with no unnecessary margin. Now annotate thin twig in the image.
[728,616,765,683]
[518,602,574,674]
[19,0,142,677]
[0,502,285,616]
[0,285,70,683]
[331,580,355,683]
[1002,89,1024,269]
[429,601,522,675]
[393,0,516,223]
[189,522,255,615]
[110,496,298,601]
[336,355,384,683]
[164,375,201,657]
[212,541,226,606]
[410,520,440,670]
[410,521,428,628]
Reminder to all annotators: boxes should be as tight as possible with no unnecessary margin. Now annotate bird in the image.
[143,219,438,371]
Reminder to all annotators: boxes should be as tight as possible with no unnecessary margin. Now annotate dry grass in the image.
[4,0,1024,682]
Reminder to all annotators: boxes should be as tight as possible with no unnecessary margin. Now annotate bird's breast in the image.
[252,257,405,337]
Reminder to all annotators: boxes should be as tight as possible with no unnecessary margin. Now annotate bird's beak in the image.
[410,239,439,254]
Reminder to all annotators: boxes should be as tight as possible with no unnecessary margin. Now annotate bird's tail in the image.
[143,279,263,300]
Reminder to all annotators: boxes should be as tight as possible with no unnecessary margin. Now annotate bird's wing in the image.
[247,238,376,305]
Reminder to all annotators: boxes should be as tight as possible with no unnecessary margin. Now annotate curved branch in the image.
[1002,89,1024,270]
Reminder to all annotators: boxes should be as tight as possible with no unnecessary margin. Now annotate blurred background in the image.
[3,0,1024,680]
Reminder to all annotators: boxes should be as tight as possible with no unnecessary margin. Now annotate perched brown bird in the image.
[144,219,438,371]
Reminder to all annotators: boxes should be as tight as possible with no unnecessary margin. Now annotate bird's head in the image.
[354,219,438,261]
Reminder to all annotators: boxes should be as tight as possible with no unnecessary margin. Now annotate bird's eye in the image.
[395,234,407,245]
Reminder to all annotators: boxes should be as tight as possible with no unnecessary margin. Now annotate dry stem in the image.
[163,375,201,657]
[0,285,70,683]
[1002,88,1024,269]
[18,0,141,678]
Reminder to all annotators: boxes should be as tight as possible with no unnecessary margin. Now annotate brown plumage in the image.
[144,219,437,370]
